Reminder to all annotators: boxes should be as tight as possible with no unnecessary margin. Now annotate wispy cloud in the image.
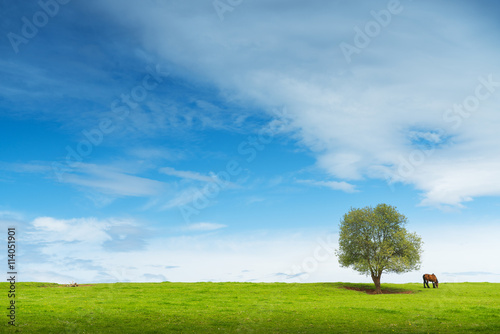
[245,196,266,205]
[0,210,24,221]
[62,166,165,197]
[165,266,180,270]
[160,187,208,210]
[185,222,227,232]
[159,167,214,182]
[274,272,307,279]
[1,160,166,199]
[0,161,52,174]
[297,179,357,193]
[128,147,186,162]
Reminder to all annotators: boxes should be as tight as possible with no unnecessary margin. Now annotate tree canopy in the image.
[336,204,423,294]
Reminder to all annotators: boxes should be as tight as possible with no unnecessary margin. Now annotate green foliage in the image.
[337,204,423,290]
[1,282,499,333]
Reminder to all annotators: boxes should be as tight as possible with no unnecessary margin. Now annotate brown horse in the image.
[423,273,439,288]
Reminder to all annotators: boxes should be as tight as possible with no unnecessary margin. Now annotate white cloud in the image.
[30,217,112,245]
[26,216,148,256]
[297,179,357,193]
[60,163,166,197]
[0,210,24,221]
[405,156,500,207]
[185,222,227,232]
[91,0,500,208]
[160,187,208,210]
[159,167,214,182]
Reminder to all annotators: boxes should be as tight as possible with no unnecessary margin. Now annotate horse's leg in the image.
[423,276,427,288]
[432,281,436,288]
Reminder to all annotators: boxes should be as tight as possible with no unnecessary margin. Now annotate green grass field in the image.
[1,282,499,333]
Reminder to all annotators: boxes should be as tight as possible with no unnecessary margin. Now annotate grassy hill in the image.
[1,282,499,333]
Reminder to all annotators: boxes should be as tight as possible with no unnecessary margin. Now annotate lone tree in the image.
[336,204,423,294]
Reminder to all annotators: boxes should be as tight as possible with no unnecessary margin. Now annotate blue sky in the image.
[1,0,500,284]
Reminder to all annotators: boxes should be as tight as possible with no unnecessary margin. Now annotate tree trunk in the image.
[372,275,382,294]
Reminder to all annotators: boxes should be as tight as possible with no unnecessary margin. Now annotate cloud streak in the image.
[159,167,214,183]
[297,179,357,193]
[185,222,227,232]
[60,163,166,197]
